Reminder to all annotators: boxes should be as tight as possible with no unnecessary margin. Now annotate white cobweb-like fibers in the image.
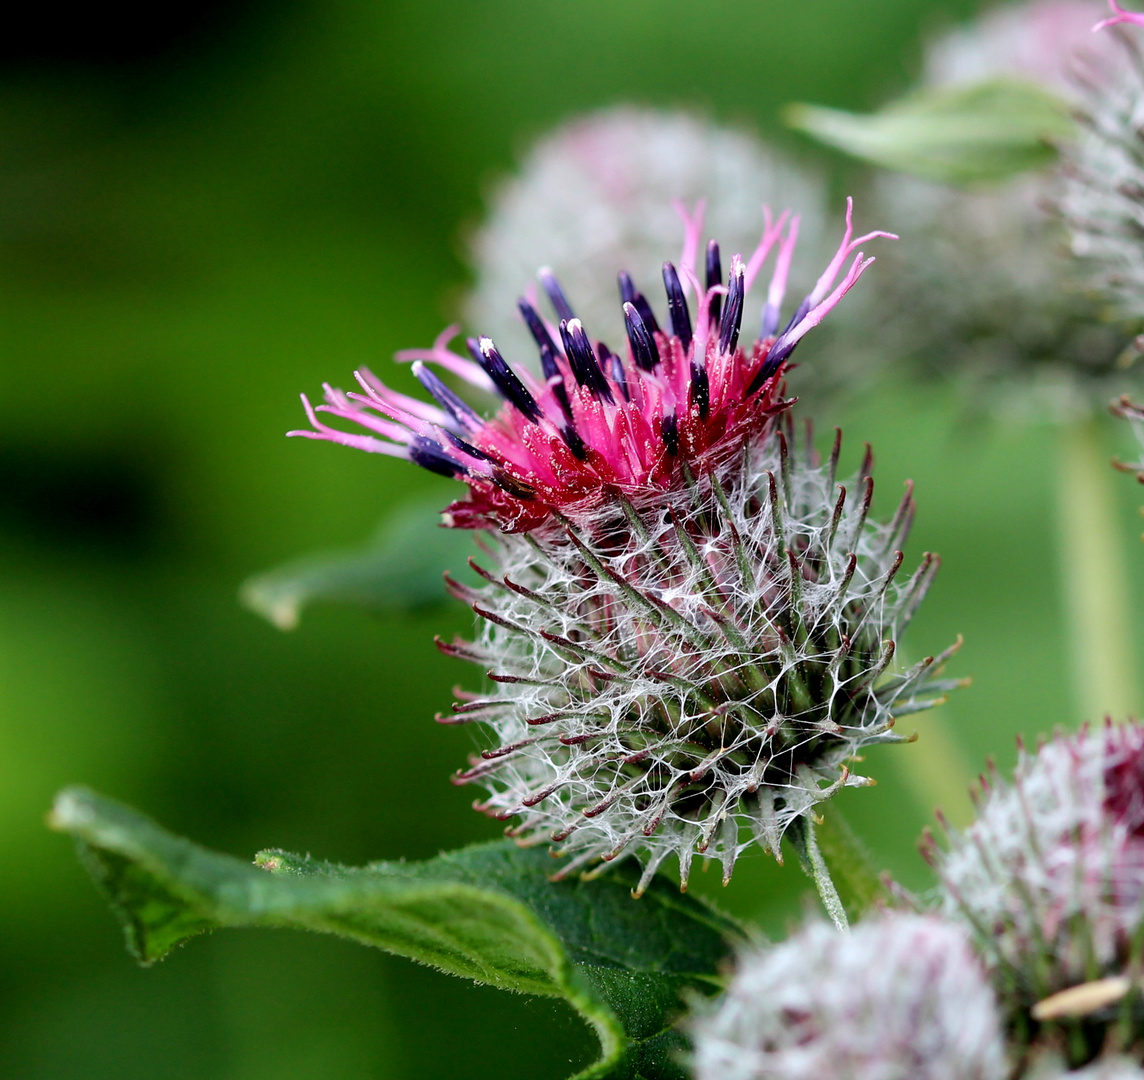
[440,421,959,894]
[690,913,1007,1080]
[935,723,1144,1017]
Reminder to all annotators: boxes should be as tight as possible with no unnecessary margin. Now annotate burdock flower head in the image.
[928,721,1144,1058]
[292,201,959,894]
[1058,5,1144,324]
[864,0,1137,418]
[691,914,1007,1080]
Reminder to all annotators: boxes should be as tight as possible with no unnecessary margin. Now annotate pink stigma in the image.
[1094,1,1144,30]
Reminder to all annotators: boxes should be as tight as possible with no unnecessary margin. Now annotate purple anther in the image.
[538,267,576,322]
[623,302,660,372]
[618,271,661,334]
[559,319,614,403]
[705,240,723,328]
[719,261,744,355]
[662,262,693,352]
[473,337,543,422]
[413,361,483,433]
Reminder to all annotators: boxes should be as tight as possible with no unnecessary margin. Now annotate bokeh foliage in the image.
[5,0,1144,1077]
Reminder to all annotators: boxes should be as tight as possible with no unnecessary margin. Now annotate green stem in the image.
[1055,418,1139,722]
[789,816,849,932]
[814,807,890,914]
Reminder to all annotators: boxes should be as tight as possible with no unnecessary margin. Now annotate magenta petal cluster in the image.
[290,200,888,532]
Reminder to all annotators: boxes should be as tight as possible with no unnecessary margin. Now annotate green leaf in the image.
[784,78,1075,186]
[50,787,742,1080]
[240,493,478,628]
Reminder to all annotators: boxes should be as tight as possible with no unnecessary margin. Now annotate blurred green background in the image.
[4,1,1143,1077]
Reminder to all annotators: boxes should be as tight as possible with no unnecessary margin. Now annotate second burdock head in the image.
[928,721,1144,1064]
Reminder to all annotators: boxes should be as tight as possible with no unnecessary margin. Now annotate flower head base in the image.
[291,200,887,532]
[440,418,957,892]
[691,914,1007,1080]
[929,721,1144,1058]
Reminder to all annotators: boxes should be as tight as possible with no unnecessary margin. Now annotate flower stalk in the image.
[1056,417,1138,722]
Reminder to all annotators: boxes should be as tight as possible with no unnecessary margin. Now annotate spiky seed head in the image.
[932,721,1144,1058]
[691,913,1007,1080]
[291,201,952,888]
[441,418,956,893]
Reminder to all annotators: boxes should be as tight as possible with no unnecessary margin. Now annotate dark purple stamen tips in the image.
[662,262,693,352]
[661,413,679,456]
[602,346,630,402]
[781,296,812,338]
[539,267,576,322]
[410,436,467,478]
[413,361,483,433]
[705,240,723,328]
[747,340,793,396]
[690,359,709,419]
[442,429,494,463]
[519,298,574,419]
[561,424,587,460]
[473,337,543,422]
[618,271,661,334]
[518,298,559,357]
[719,263,745,355]
[623,302,660,371]
[559,319,614,403]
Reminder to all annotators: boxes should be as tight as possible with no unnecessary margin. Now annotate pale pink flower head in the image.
[692,914,1007,1080]
[930,721,1144,1058]
[291,200,888,533]
[925,0,1122,97]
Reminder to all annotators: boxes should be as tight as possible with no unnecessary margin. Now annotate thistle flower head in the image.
[930,721,1144,1053]
[292,199,887,532]
[691,913,1007,1080]
[292,201,954,891]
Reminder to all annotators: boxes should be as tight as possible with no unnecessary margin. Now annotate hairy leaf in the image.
[785,79,1074,186]
[241,493,476,628]
[51,787,741,1080]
